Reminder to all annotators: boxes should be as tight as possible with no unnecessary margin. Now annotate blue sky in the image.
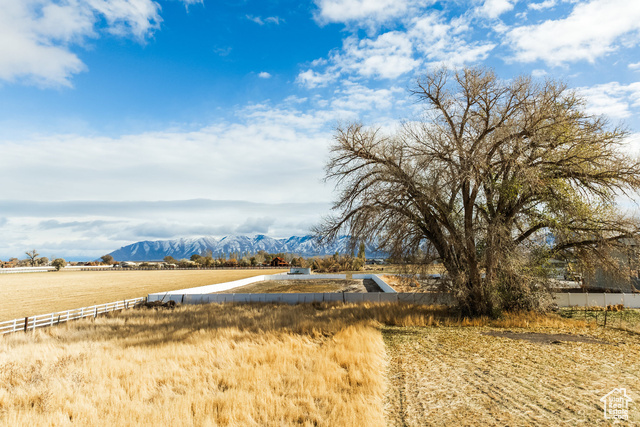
[1,0,640,260]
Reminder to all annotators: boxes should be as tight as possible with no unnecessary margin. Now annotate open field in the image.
[384,322,639,425]
[0,269,286,321]
[215,279,382,294]
[0,302,387,426]
[0,303,638,425]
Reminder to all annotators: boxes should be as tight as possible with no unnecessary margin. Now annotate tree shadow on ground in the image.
[50,302,454,348]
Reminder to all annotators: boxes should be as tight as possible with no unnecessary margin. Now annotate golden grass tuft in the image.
[0,303,389,426]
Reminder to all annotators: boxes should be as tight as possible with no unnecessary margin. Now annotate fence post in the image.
[94,306,97,318]
[24,317,28,332]
[81,307,84,318]
[12,318,17,333]
[50,313,54,327]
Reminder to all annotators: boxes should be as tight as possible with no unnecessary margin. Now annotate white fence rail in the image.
[0,297,146,335]
[353,274,397,293]
[552,293,640,308]
[154,292,456,305]
[0,267,56,274]
[151,291,640,308]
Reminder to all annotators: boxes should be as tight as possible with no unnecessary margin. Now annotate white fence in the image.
[0,267,56,274]
[155,292,456,305]
[553,293,640,308]
[353,274,397,293]
[0,297,146,335]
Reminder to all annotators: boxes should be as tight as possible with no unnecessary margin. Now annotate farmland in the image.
[0,269,286,321]
[0,303,638,425]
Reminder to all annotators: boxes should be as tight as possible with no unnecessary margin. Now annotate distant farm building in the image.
[0,259,17,268]
[270,257,289,267]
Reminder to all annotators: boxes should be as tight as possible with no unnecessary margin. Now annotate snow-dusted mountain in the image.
[107,235,385,261]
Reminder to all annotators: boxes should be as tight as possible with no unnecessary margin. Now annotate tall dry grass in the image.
[0,302,618,426]
[0,302,389,426]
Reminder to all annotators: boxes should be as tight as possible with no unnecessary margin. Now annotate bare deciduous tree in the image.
[315,67,640,316]
[25,249,39,267]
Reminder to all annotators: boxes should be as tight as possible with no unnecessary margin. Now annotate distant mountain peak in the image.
[107,234,385,261]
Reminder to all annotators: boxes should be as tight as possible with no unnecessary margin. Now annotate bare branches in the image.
[316,66,640,315]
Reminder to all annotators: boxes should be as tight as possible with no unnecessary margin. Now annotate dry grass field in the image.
[0,302,387,426]
[0,269,286,321]
[0,303,638,426]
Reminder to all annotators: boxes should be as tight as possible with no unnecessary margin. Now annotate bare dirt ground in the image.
[384,323,640,426]
[215,278,382,293]
[382,275,443,293]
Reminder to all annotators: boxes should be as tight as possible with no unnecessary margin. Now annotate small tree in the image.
[101,254,114,265]
[163,256,177,264]
[191,254,206,267]
[51,258,66,271]
[357,242,366,261]
[25,249,39,267]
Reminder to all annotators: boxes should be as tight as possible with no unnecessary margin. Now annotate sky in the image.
[1,0,640,260]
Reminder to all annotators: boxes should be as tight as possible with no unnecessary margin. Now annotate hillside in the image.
[107,234,386,261]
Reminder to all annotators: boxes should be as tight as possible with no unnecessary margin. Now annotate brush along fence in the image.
[0,297,146,335]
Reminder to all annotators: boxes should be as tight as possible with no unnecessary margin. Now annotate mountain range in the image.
[107,235,386,261]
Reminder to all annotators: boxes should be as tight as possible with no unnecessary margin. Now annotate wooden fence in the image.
[0,297,146,335]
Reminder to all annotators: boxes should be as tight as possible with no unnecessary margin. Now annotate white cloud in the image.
[528,0,556,11]
[404,13,495,67]
[507,0,640,66]
[313,0,421,26]
[330,83,402,111]
[0,105,337,204]
[477,0,518,19]
[578,81,640,119]
[339,32,419,79]
[264,16,283,25]
[296,69,338,88]
[246,15,283,25]
[629,62,640,70]
[85,0,161,39]
[258,71,272,79]
[622,133,640,156]
[0,200,331,259]
[298,10,494,87]
[531,69,547,77]
[0,0,202,87]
